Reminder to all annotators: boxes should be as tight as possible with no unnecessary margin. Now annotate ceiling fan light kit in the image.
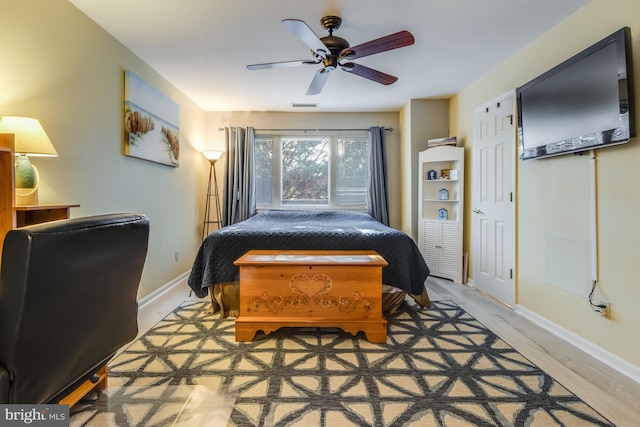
[247,15,415,95]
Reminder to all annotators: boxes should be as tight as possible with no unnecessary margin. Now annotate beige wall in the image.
[402,99,449,239]
[452,0,640,367]
[1,0,209,299]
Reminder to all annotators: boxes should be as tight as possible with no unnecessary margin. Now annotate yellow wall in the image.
[452,0,640,367]
[0,0,209,299]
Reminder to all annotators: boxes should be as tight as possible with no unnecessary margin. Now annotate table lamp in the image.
[0,116,58,206]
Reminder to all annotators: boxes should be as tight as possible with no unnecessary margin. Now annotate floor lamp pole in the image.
[202,159,222,240]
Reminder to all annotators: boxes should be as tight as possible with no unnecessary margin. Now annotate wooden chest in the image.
[234,249,388,343]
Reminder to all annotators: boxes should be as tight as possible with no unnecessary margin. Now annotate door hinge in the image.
[506,114,513,125]
[510,268,513,279]
[510,192,513,202]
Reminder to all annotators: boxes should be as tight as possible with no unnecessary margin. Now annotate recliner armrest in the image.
[0,366,10,403]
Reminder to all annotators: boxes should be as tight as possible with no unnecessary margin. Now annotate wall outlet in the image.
[599,300,610,318]
[174,251,179,262]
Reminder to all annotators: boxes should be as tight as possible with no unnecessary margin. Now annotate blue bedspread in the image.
[187,210,430,297]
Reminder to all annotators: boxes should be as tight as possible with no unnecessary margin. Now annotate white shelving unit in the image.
[418,145,464,283]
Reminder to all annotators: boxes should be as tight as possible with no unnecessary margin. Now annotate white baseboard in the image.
[516,304,640,385]
[138,270,191,310]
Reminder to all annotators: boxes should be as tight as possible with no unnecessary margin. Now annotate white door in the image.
[472,92,516,307]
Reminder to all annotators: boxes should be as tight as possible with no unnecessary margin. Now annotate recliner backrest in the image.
[0,213,149,404]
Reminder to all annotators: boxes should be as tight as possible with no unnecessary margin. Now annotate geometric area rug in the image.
[70,300,613,426]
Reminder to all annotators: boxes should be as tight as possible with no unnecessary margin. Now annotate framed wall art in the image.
[123,70,180,167]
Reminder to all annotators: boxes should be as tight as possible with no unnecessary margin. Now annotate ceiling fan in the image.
[246,16,415,95]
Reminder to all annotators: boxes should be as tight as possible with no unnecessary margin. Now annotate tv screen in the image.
[517,27,635,160]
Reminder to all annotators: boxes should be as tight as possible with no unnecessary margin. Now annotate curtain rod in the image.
[218,127,393,132]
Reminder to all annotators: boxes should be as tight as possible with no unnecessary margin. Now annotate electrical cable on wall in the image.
[588,149,607,315]
[588,280,607,314]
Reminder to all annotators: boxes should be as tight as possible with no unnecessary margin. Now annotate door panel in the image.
[480,147,489,203]
[479,217,489,274]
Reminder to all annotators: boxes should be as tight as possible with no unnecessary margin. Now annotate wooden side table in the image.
[15,204,80,228]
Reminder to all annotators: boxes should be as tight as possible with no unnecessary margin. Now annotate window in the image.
[255,132,370,210]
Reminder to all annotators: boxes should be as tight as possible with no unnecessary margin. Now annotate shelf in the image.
[15,204,80,211]
[418,145,464,283]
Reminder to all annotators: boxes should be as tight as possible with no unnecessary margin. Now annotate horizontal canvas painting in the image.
[124,70,179,167]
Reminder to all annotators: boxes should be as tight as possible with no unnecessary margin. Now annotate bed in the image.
[187,209,431,317]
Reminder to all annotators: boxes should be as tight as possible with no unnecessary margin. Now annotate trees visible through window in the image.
[255,132,369,210]
[282,138,329,205]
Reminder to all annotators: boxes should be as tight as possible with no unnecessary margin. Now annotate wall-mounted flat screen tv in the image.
[517,27,635,160]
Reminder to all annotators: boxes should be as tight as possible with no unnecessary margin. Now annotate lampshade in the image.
[202,150,223,163]
[0,116,58,205]
[0,116,58,156]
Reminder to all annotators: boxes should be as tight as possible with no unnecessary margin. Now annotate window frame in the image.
[255,131,370,211]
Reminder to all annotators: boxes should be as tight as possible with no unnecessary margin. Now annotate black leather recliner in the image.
[0,213,150,404]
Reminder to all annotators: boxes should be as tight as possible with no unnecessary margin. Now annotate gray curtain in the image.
[367,126,390,225]
[222,127,256,226]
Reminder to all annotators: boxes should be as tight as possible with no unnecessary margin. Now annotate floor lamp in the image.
[201,150,223,240]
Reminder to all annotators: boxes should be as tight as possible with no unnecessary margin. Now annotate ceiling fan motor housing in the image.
[320,35,350,54]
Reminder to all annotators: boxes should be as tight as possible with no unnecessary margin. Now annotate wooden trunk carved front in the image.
[234,250,388,343]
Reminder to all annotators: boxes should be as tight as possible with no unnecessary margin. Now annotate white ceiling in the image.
[68,0,590,112]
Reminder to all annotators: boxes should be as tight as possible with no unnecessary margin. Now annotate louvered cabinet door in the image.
[438,221,461,282]
[420,219,440,273]
[420,219,461,283]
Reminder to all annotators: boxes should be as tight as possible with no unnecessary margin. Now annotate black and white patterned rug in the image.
[70,300,613,426]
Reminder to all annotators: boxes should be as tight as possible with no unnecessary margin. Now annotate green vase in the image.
[15,155,36,189]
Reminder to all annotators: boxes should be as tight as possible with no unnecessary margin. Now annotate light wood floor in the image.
[137,276,640,426]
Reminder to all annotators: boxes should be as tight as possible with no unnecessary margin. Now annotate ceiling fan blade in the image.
[306,68,331,95]
[282,19,329,58]
[341,63,398,85]
[247,60,318,70]
[340,30,414,60]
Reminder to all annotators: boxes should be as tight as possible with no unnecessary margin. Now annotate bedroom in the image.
[1,0,639,423]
